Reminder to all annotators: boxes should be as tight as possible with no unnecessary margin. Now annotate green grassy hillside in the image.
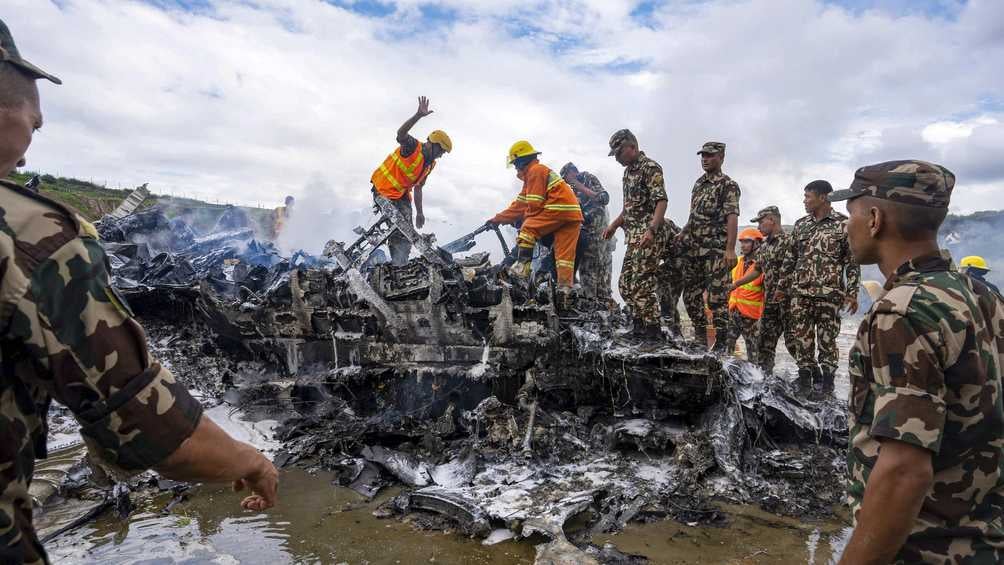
[4,171,275,236]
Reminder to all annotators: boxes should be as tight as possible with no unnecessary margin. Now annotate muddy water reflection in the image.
[44,468,535,564]
[43,466,848,564]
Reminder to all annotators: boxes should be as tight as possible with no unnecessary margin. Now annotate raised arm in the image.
[397,96,434,144]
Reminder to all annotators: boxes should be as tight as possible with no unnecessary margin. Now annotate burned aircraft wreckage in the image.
[84,190,850,558]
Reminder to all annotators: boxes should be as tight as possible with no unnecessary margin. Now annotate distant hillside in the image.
[4,171,275,236]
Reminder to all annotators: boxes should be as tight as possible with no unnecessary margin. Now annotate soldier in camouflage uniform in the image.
[745,206,792,375]
[677,142,740,352]
[603,129,667,340]
[560,163,613,306]
[831,160,1004,564]
[658,219,684,336]
[0,20,277,564]
[781,180,860,393]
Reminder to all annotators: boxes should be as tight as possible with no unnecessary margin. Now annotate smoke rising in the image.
[276,176,374,256]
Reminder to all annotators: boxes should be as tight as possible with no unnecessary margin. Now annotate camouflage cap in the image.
[828,160,955,208]
[608,129,637,156]
[697,141,725,155]
[0,19,61,84]
[560,162,578,177]
[749,205,780,223]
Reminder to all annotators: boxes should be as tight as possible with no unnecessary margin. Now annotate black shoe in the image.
[796,368,814,393]
[820,368,836,396]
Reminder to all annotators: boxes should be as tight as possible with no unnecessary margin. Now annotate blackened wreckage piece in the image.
[95,198,849,558]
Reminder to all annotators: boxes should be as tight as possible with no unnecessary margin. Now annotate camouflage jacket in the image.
[755,231,790,305]
[782,209,860,301]
[0,179,203,565]
[572,171,610,220]
[680,171,740,257]
[847,251,1004,563]
[621,152,667,246]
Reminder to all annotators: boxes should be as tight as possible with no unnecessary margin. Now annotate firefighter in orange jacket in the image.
[487,141,583,289]
[725,227,765,362]
[371,96,453,266]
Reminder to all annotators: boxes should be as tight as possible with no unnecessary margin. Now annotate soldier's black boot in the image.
[820,367,836,396]
[796,367,814,394]
[809,365,826,400]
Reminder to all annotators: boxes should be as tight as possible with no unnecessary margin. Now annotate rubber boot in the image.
[809,365,826,400]
[796,367,814,394]
[820,367,836,397]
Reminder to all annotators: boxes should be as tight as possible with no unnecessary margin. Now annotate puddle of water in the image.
[43,468,537,564]
[592,504,851,565]
[40,464,849,564]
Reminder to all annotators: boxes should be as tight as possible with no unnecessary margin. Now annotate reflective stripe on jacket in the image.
[491,161,584,226]
[729,254,764,320]
[371,141,436,200]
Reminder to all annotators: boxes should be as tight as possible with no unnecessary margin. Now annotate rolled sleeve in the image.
[24,236,202,474]
[722,181,740,217]
[865,307,949,454]
[646,164,667,203]
[869,383,946,453]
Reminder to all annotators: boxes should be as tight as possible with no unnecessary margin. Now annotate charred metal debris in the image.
[97,196,850,556]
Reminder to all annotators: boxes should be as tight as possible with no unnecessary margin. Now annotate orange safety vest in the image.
[729,255,764,320]
[371,141,436,201]
[491,161,584,225]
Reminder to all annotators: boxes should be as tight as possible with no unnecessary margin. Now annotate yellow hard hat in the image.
[960,255,990,271]
[427,130,452,153]
[507,140,539,167]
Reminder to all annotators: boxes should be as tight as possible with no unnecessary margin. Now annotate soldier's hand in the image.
[639,229,655,248]
[234,452,279,512]
[415,213,425,229]
[416,96,433,117]
[844,296,859,315]
[773,290,785,302]
[602,225,616,240]
[724,248,737,265]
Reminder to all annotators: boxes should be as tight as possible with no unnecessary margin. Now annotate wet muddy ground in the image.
[34,319,859,564]
[39,462,849,564]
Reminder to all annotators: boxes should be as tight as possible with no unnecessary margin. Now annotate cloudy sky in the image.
[6,0,1004,261]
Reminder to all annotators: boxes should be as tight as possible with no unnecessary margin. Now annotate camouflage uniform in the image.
[846,252,1004,563]
[782,208,860,377]
[749,207,792,374]
[570,170,613,303]
[829,159,1004,562]
[679,142,740,347]
[657,220,684,334]
[618,152,668,328]
[0,179,203,564]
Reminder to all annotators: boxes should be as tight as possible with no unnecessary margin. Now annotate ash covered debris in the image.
[96,200,849,562]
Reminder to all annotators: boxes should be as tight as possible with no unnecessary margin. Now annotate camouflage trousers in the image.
[756,301,790,374]
[680,253,731,346]
[788,295,842,374]
[620,242,661,326]
[385,196,413,266]
[725,310,759,363]
[657,258,683,334]
[577,212,613,303]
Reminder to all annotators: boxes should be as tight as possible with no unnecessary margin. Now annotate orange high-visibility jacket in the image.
[371,141,436,201]
[491,161,584,225]
[729,255,765,320]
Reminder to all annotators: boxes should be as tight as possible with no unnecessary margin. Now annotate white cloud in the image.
[5,0,1004,265]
